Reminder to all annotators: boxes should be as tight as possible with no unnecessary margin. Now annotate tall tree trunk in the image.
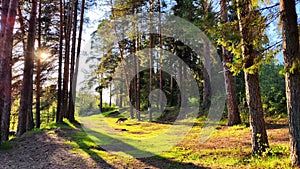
[36,0,42,128]
[99,89,103,112]
[110,0,133,118]
[0,0,17,141]
[109,84,112,107]
[158,0,163,112]
[0,0,9,142]
[18,0,38,136]
[280,0,300,166]
[220,0,241,126]
[27,90,34,131]
[61,1,73,119]
[56,0,64,122]
[134,5,141,121]
[236,0,268,154]
[68,0,78,122]
[119,82,123,108]
[170,75,174,106]
[17,4,26,51]
[177,61,182,107]
[72,0,86,118]
[149,0,154,122]
[202,42,211,114]
[136,35,141,121]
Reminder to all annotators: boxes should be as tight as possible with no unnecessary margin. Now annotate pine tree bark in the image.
[177,61,182,107]
[56,0,64,122]
[0,0,9,142]
[158,0,163,112]
[72,0,86,121]
[36,0,42,128]
[27,90,34,131]
[18,0,37,136]
[136,35,141,121]
[220,0,241,126]
[202,42,211,114]
[61,1,73,119]
[68,0,78,122]
[109,84,112,107]
[170,75,174,106]
[119,82,123,108]
[100,90,103,112]
[280,0,300,166]
[0,0,17,141]
[148,0,155,122]
[236,0,268,154]
[110,0,133,118]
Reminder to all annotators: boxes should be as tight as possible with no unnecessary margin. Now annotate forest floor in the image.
[0,116,292,169]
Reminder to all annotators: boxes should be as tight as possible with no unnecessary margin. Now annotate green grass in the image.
[158,144,290,168]
[72,113,292,168]
[0,141,14,150]
[11,112,286,168]
[211,124,250,138]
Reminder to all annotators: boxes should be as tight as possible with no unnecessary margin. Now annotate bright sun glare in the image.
[40,52,49,59]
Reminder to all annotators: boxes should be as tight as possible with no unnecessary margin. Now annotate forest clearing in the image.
[0,0,299,168]
[0,115,291,169]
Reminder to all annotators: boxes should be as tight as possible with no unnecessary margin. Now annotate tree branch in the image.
[259,3,279,11]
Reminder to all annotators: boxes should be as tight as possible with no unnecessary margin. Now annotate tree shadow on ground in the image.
[0,129,98,169]
[57,121,116,169]
[138,155,210,169]
[69,122,209,169]
[265,123,288,129]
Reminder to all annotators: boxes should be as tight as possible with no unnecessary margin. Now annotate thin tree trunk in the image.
[131,4,138,119]
[61,0,73,119]
[109,84,112,107]
[170,75,174,106]
[236,0,268,154]
[0,0,9,142]
[17,4,26,51]
[36,0,42,128]
[72,0,85,120]
[99,89,103,112]
[202,42,211,114]
[27,89,34,131]
[149,0,154,122]
[110,0,133,118]
[280,0,300,166]
[220,0,241,126]
[136,35,141,121]
[119,82,123,108]
[177,61,182,107]
[18,0,37,136]
[56,0,64,122]
[134,4,141,121]
[68,0,78,122]
[158,0,163,112]
[0,0,17,141]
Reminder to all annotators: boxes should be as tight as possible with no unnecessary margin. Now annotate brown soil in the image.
[0,131,98,169]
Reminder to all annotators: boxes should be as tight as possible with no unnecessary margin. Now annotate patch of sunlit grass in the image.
[52,114,292,168]
[210,124,250,138]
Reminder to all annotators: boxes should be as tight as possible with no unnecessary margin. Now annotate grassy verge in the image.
[64,113,292,168]
[1,112,292,168]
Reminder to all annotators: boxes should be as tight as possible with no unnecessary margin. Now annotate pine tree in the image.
[280,0,300,166]
[220,0,241,126]
[18,0,38,136]
[0,0,18,141]
[236,0,269,154]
